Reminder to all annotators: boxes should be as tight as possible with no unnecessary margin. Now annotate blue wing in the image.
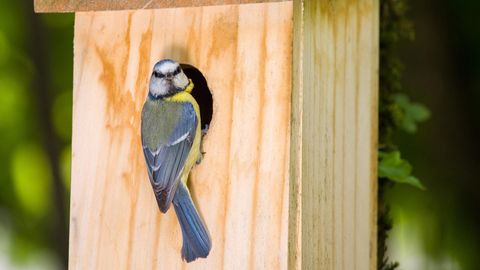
[142,103,197,213]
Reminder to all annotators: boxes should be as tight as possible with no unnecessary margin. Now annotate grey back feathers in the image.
[141,99,192,148]
[141,100,197,212]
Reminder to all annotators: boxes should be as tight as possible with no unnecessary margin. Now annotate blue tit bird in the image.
[141,59,211,262]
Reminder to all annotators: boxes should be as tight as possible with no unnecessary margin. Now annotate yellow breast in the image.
[164,81,201,184]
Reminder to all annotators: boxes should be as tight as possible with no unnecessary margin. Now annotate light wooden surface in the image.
[70,2,292,270]
[34,0,288,13]
[289,0,379,269]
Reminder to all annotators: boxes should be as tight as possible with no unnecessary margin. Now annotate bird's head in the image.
[149,59,189,98]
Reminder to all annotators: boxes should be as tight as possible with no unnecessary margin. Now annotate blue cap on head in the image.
[154,59,180,75]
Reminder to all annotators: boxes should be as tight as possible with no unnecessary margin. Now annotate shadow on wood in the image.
[181,64,213,131]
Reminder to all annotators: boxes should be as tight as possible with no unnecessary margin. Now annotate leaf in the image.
[378,151,426,190]
[403,175,425,190]
[391,93,431,133]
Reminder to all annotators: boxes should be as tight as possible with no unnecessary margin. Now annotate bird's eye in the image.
[173,66,181,76]
[153,71,165,78]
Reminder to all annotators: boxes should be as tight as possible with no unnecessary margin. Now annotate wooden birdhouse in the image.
[35,0,378,269]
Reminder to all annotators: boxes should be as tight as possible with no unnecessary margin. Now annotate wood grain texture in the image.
[34,0,288,13]
[288,0,379,269]
[70,2,292,270]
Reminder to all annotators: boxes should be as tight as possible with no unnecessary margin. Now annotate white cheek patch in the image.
[173,72,189,90]
[149,78,169,96]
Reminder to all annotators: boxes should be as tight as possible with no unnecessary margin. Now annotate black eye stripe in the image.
[153,71,165,78]
[173,67,181,76]
[153,67,180,78]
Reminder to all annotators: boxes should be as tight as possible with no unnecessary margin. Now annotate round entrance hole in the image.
[180,64,213,132]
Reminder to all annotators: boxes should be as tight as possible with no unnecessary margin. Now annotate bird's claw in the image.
[196,151,206,164]
[201,124,209,137]
[197,125,209,165]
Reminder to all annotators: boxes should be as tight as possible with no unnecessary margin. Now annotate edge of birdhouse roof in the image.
[34,0,290,13]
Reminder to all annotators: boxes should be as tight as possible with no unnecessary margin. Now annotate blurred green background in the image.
[385,0,480,269]
[0,1,478,270]
[0,1,72,269]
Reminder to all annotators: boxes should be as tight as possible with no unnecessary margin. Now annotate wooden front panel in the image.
[70,2,292,270]
[289,1,379,269]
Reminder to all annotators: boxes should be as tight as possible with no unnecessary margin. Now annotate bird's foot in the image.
[201,124,209,137]
[196,151,206,165]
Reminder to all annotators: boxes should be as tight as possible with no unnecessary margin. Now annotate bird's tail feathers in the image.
[173,182,211,262]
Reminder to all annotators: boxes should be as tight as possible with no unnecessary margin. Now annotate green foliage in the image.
[379,0,416,148]
[51,90,73,141]
[0,74,26,132]
[378,0,430,269]
[379,0,429,185]
[0,31,9,62]
[379,151,425,190]
[0,2,73,268]
[391,93,430,133]
[377,179,400,270]
[60,146,71,190]
[11,143,53,217]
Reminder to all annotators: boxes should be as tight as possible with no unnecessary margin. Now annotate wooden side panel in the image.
[70,2,292,270]
[289,0,379,269]
[34,0,288,13]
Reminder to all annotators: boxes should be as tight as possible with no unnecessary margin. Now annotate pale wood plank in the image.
[34,0,288,13]
[289,0,378,269]
[70,2,292,270]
